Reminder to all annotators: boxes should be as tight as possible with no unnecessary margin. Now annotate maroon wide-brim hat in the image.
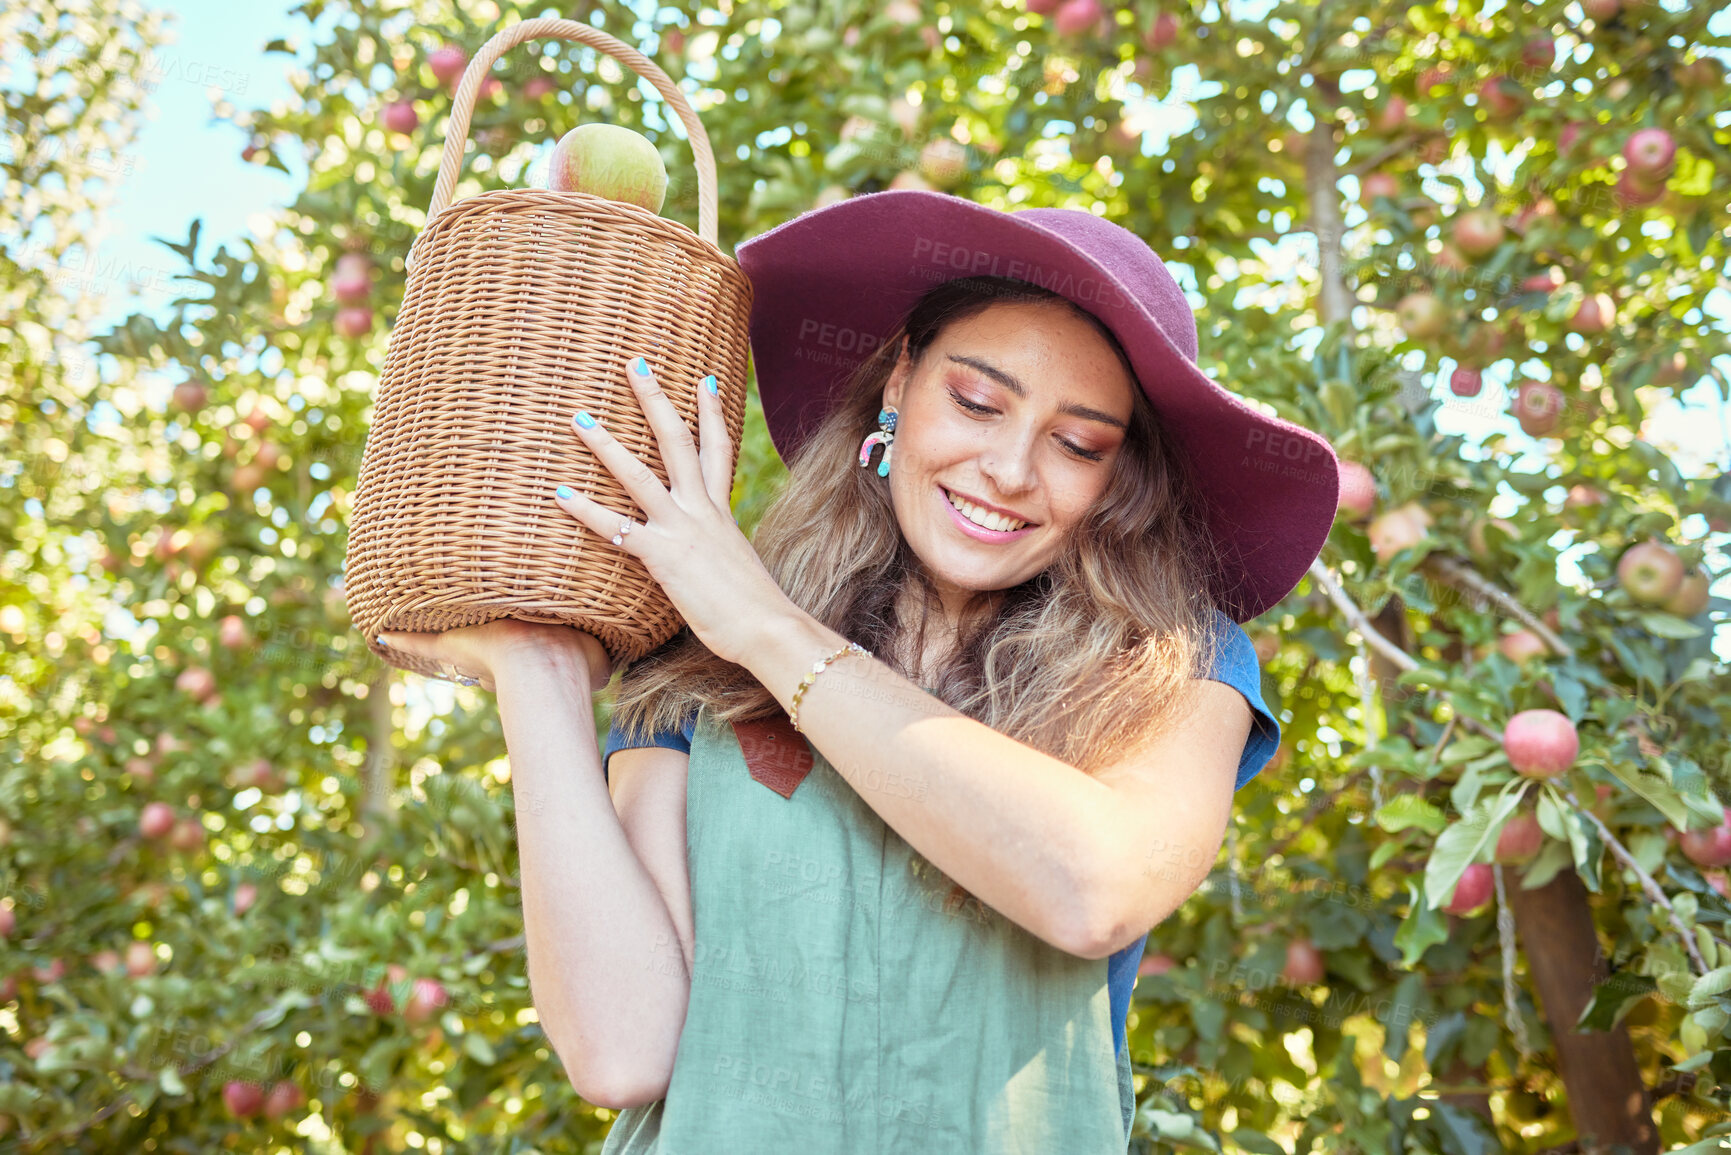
[733,189,1339,625]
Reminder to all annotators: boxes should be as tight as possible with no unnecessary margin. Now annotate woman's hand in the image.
[374,619,615,696]
[553,356,796,666]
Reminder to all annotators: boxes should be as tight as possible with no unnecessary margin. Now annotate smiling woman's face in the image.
[879,299,1139,605]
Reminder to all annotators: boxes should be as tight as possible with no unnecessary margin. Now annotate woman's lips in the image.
[939,485,1036,543]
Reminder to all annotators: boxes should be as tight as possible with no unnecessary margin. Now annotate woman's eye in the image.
[950,387,1106,461]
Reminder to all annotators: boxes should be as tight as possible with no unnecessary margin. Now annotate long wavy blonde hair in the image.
[608,273,1234,783]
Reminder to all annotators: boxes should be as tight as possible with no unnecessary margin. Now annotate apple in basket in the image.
[547,123,668,214]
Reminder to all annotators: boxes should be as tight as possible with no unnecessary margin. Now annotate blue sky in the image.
[8,0,1726,661]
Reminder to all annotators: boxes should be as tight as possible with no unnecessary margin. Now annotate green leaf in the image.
[1576,973,1657,1032]
[1395,879,1449,968]
[1606,760,1693,831]
[1432,1100,1502,1155]
[1375,793,1447,835]
[1381,972,1426,1060]
[159,1066,187,1096]
[1229,1130,1288,1155]
[1518,839,1573,889]
[1424,781,1527,910]
[1638,611,1704,639]
[1688,967,1731,1009]
[463,1032,497,1066]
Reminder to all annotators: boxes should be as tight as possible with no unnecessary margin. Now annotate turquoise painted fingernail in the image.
[556,484,574,499]
[632,356,649,377]
[573,411,595,429]
[704,374,718,394]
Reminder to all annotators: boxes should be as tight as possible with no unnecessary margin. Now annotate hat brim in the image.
[734,190,1339,624]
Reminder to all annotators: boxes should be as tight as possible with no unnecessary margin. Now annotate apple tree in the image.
[3,0,1728,1151]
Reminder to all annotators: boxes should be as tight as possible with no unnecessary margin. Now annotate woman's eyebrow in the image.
[946,354,1129,430]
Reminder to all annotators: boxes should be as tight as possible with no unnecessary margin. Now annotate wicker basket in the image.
[343,18,753,675]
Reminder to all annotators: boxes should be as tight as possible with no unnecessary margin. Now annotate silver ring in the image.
[455,674,479,687]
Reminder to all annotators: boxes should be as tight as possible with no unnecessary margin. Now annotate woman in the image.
[375,190,1338,1152]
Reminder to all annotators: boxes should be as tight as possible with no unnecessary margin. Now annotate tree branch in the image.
[1308,558,1418,672]
[1421,555,1575,658]
[1561,786,1710,977]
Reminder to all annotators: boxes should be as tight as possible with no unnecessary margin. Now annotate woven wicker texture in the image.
[344,18,753,674]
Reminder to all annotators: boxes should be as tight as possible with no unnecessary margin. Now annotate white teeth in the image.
[946,489,1026,532]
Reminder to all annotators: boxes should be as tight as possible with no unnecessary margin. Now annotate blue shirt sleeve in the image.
[1201,607,1282,793]
[601,709,698,785]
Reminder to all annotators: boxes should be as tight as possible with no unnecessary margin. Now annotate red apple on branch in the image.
[175,666,217,702]
[1444,862,1495,914]
[1336,461,1376,521]
[1521,37,1554,69]
[404,977,450,1024]
[1623,128,1676,184]
[1512,380,1564,437]
[1477,76,1525,121]
[170,817,205,854]
[1282,938,1324,984]
[125,941,157,977]
[263,1080,306,1119]
[1567,293,1615,335]
[1495,812,1546,864]
[1680,808,1731,868]
[381,100,418,134]
[1617,541,1684,606]
[427,45,467,90]
[1497,630,1547,664]
[918,138,968,189]
[1521,267,1563,293]
[1503,709,1578,777]
[1137,952,1176,977]
[1450,367,1483,397]
[1614,171,1664,208]
[172,380,207,413]
[1359,172,1398,205]
[334,306,374,338]
[1053,0,1107,38]
[1367,502,1432,563]
[139,802,176,840]
[1144,11,1179,49]
[223,1081,265,1119]
[1664,570,1711,618]
[218,615,250,649]
[1372,95,1408,134]
[1452,209,1504,258]
[1396,292,1446,341]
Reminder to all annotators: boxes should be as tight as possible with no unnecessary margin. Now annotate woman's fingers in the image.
[551,483,636,549]
[619,356,706,501]
[695,372,734,512]
[568,401,675,522]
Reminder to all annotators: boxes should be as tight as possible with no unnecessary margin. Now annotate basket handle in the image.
[425,17,720,245]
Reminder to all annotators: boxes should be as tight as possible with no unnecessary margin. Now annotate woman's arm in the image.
[494,642,691,1107]
[736,609,1247,960]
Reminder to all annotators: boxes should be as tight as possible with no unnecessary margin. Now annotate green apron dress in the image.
[599,704,1134,1154]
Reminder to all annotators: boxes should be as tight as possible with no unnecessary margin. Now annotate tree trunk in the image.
[1505,868,1658,1155]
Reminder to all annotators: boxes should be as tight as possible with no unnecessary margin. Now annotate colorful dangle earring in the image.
[858,406,898,477]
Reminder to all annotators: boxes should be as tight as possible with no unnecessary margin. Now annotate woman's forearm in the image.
[493,644,688,1107]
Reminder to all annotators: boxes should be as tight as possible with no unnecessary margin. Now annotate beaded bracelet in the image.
[788,641,873,733]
